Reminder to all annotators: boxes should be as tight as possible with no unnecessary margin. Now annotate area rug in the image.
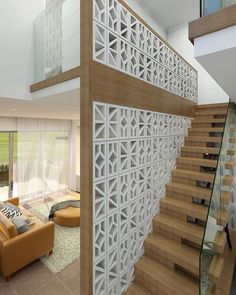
[28,195,80,273]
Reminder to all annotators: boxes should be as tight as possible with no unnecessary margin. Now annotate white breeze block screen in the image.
[92,102,191,295]
[92,0,198,103]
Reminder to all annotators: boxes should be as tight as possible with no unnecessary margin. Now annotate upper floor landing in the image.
[189,1,236,101]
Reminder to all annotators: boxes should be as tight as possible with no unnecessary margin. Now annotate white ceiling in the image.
[134,0,200,31]
[0,89,80,120]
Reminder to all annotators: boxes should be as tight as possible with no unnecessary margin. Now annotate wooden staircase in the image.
[125,103,233,295]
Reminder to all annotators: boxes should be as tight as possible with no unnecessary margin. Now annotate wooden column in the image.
[80,0,93,294]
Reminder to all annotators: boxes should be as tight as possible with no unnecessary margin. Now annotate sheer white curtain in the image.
[14,118,72,201]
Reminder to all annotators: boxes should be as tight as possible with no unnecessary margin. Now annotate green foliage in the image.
[0,164,9,174]
[0,164,9,183]
[0,132,17,164]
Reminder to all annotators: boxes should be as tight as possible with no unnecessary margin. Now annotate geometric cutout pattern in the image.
[107,247,119,291]
[107,212,119,251]
[107,141,118,177]
[93,255,106,295]
[107,105,118,139]
[94,0,106,25]
[93,22,107,64]
[94,142,106,181]
[93,102,191,294]
[93,0,198,103]
[93,102,106,141]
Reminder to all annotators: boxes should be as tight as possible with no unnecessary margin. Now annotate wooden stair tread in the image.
[223,175,233,182]
[208,256,224,285]
[213,231,227,254]
[192,118,226,124]
[189,127,224,132]
[160,197,208,220]
[177,157,217,168]
[135,256,199,295]
[185,136,222,143]
[215,210,229,227]
[223,175,233,186]
[154,213,204,245]
[197,103,228,109]
[173,169,215,183]
[182,146,220,154]
[145,233,199,276]
[124,283,150,295]
[216,247,236,295]
[229,137,236,143]
[225,162,234,170]
[221,191,231,205]
[227,149,236,156]
[206,288,222,295]
[195,109,227,116]
[167,182,212,200]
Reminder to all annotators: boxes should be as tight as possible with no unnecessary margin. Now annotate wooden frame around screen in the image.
[80,1,197,294]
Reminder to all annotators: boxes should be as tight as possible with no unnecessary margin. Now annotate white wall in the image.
[168,25,229,104]
[0,0,44,100]
[124,0,167,40]
[0,118,17,131]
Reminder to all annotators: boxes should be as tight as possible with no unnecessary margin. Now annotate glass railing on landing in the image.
[201,0,236,16]
[200,101,235,294]
[33,0,80,84]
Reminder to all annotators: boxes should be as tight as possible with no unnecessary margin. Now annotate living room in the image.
[0,94,81,294]
[0,0,82,293]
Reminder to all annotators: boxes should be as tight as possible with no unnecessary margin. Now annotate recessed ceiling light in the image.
[9,108,16,111]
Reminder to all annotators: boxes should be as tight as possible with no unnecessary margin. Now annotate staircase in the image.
[125,103,233,295]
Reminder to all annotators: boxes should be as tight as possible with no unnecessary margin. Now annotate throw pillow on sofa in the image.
[0,211,18,238]
[11,216,29,234]
[1,203,22,219]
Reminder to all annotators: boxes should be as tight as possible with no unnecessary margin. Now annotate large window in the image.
[15,118,71,201]
[0,132,17,201]
[0,119,72,202]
